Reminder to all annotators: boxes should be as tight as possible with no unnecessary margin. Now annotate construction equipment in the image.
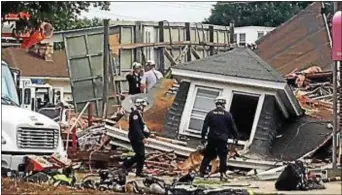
[1,12,54,49]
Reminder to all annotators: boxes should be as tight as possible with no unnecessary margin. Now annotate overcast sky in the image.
[81,2,216,22]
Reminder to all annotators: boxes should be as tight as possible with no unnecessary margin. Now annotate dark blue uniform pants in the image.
[199,139,228,174]
[123,140,145,175]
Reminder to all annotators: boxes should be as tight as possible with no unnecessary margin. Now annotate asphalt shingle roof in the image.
[173,47,286,83]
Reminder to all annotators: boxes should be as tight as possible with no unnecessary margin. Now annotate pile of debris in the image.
[285,66,333,120]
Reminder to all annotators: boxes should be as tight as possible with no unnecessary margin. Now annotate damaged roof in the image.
[255,2,332,75]
[172,47,286,83]
[270,115,332,161]
[1,47,69,78]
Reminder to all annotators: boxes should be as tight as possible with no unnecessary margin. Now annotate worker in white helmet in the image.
[199,96,239,181]
[141,60,163,92]
[122,98,150,177]
[126,62,144,95]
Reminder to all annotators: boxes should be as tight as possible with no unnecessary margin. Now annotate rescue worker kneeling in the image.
[122,98,150,177]
[199,96,239,181]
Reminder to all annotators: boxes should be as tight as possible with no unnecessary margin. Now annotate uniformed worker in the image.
[122,98,150,177]
[199,96,239,181]
[141,60,163,92]
[126,62,144,95]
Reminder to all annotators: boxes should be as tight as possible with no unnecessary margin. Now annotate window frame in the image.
[186,86,223,134]
[257,31,264,39]
[239,33,246,45]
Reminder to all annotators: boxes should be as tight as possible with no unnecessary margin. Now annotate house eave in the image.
[172,68,286,90]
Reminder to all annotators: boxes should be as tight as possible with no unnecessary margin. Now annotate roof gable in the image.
[172,48,285,83]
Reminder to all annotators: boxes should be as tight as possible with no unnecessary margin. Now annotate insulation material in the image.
[117,79,176,133]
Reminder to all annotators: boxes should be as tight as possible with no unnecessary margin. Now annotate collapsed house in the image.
[255,2,333,75]
[117,47,333,163]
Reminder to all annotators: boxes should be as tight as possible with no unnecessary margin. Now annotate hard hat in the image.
[214,96,226,105]
[134,98,148,107]
[132,62,142,69]
[146,60,156,66]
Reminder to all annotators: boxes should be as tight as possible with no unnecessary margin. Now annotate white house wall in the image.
[234,26,275,45]
[178,78,275,149]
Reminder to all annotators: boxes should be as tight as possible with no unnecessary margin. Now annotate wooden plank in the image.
[158,21,165,73]
[175,45,189,63]
[185,22,192,62]
[109,33,120,56]
[229,22,235,45]
[134,22,142,63]
[117,41,231,49]
[190,46,201,59]
[209,25,214,56]
[164,49,177,66]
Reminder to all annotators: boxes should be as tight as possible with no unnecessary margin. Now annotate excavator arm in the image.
[1,12,54,49]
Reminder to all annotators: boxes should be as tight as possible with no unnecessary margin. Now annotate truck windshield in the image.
[1,63,19,106]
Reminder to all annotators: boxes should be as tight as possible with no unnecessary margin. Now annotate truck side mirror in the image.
[24,88,31,104]
[9,68,20,94]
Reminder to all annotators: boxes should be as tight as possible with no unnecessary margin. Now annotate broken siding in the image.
[255,2,332,75]
[250,95,285,156]
[164,81,191,139]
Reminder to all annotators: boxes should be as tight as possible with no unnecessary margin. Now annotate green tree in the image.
[205,2,313,27]
[1,1,110,31]
[71,17,103,29]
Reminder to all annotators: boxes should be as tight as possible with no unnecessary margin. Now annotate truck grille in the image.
[17,127,59,149]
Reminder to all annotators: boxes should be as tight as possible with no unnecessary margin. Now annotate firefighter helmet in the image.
[132,62,142,69]
[214,96,226,105]
[134,98,148,107]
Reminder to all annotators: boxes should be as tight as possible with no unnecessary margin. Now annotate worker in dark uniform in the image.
[199,96,239,181]
[122,98,150,177]
[126,62,143,95]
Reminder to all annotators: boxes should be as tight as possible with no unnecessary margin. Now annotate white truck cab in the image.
[1,60,66,171]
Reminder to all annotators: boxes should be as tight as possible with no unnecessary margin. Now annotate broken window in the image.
[229,92,259,141]
[187,87,222,134]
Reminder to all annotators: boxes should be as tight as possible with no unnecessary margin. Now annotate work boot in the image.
[220,172,229,182]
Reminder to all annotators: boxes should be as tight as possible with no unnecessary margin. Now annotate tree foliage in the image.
[1,1,110,31]
[205,2,313,27]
